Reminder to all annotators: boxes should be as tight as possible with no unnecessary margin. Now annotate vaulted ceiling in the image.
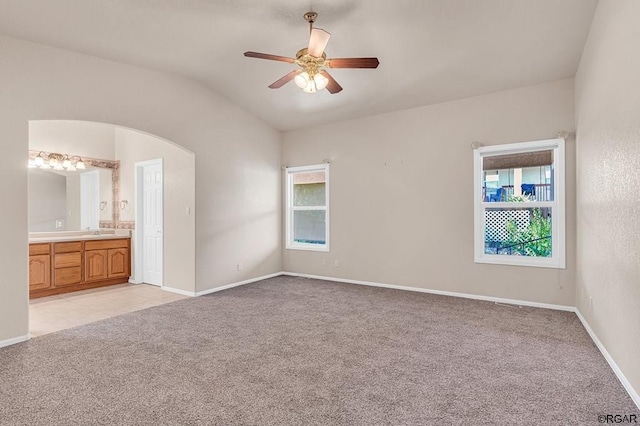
[0,0,598,131]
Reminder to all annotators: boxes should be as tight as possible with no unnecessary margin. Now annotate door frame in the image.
[133,158,163,286]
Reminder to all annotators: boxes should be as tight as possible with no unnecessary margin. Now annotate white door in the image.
[141,162,163,286]
[80,170,99,230]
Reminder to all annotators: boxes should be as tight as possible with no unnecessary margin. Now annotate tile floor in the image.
[29,284,187,337]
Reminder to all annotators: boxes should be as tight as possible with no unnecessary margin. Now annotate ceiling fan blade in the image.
[319,70,343,94]
[307,28,331,57]
[326,57,380,69]
[268,70,301,89]
[244,51,295,63]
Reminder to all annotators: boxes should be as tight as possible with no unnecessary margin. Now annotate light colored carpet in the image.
[0,276,637,425]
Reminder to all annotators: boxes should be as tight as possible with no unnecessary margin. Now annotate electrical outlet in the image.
[237,262,243,271]
[334,260,340,267]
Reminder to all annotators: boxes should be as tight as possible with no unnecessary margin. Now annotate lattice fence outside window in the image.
[484,210,530,242]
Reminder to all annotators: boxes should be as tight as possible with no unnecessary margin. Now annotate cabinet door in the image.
[85,250,108,282]
[108,248,130,278]
[29,255,51,290]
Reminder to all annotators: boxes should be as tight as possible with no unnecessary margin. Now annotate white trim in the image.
[161,272,285,298]
[161,286,196,297]
[474,138,565,269]
[0,334,30,349]
[282,272,574,311]
[195,272,284,296]
[285,163,330,252]
[575,309,640,410]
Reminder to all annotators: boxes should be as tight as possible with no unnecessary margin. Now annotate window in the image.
[285,164,329,251]
[474,138,565,268]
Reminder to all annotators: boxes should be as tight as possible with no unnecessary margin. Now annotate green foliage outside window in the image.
[504,208,552,257]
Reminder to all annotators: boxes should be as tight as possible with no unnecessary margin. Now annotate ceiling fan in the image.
[244,11,379,94]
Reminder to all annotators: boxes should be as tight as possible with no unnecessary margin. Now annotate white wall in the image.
[283,78,576,306]
[115,127,196,291]
[575,0,640,401]
[0,36,281,344]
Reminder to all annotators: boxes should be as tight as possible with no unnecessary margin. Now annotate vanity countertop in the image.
[29,231,131,244]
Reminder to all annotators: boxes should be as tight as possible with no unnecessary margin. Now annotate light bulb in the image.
[49,158,59,168]
[302,80,317,93]
[28,159,36,168]
[76,160,86,170]
[313,73,328,91]
[34,156,44,167]
[62,158,72,169]
[294,72,310,89]
[67,164,77,172]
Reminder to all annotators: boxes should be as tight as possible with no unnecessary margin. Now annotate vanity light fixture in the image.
[29,151,87,172]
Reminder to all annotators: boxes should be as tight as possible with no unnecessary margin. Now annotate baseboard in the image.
[0,334,30,349]
[282,272,574,311]
[161,286,197,297]
[195,272,284,297]
[575,309,640,410]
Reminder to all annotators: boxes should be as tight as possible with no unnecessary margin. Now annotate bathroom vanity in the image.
[28,231,131,298]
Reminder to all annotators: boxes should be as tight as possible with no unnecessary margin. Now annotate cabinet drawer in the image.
[54,252,82,268]
[54,266,82,286]
[29,243,50,256]
[85,238,129,250]
[55,241,83,253]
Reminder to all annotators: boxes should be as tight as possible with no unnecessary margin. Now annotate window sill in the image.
[286,244,329,252]
[475,255,565,269]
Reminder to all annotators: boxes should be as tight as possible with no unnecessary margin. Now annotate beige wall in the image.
[0,36,281,343]
[283,78,576,306]
[115,127,196,292]
[575,0,640,400]
[30,120,116,160]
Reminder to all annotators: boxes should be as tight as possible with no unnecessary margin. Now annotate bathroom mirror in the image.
[28,152,120,232]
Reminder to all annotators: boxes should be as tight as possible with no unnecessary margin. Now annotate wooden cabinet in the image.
[85,239,130,281]
[29,244,52,291]
[29,237,131,298]
[85,249,108,282]
[108,248,129,278]
[54,242,83,287]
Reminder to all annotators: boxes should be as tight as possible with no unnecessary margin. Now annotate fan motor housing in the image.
[295,48,326,75]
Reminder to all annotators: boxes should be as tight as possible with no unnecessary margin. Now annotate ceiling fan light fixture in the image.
[294,72,310,88]
[294,71,329,93]
[244,11,378,94]
[313,73,329,91]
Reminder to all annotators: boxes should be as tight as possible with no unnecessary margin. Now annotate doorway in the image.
[135,159,163,287]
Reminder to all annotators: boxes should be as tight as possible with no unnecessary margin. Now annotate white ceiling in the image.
[0,0,597,131]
